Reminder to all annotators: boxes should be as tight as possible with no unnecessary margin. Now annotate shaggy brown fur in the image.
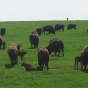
[21,62,36,71]
[38,46,49,70]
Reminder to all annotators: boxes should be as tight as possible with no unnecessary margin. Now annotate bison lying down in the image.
[38,46,49,70]
[21,62,36,71]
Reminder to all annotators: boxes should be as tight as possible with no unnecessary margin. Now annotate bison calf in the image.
[21,62,36,71]
[74,55,83,70]
[18,50,27,61]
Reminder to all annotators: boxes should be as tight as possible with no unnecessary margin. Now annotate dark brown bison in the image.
[55,24,64,31]
[29,32,39,48]
[36,27,43,36]
[21,62,36,71]
[7,43,21,64]
[38,46,49,70]
[0,27,6,35]
[81,45,88,70]
[42,25,55,34]
[18,50,27,61]
[67,24,77,30]
[46,38,64,56]
[7,45,18,64]
[74,55,83,70]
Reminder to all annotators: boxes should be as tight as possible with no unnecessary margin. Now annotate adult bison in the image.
[81,45,88,70]
[36,27,43,36]
[46,38,64,56]
[29,31,39,48]
[55,24,64,31]
[0,27,6,35]
[38,46,49,70]
[42,25,55,34]
[67,24,77,30]
[7,43,21,64]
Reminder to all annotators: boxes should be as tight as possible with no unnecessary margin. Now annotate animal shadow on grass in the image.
[5,62,17,69]
[81,69,88,73]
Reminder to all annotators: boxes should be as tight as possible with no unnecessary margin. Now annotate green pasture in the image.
[0,20,88,88]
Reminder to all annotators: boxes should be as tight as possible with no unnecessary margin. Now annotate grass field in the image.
[0,20,88,88]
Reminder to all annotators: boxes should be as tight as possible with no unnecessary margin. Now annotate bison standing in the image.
[36,27,43,36]
[46,38,64,56]
[81,45,88,69]
[0,27,6,35]
[67,24,77,30]
[55,24,64,31]
[7,43,21,64]
[38,46,49,70]
[42,25,55,34]
[29,32,39,48]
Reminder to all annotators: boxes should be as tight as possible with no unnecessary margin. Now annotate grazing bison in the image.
[81,45,88,69]
[67,24,77,30]
[21,62,36,71]
[7,45,18,64]
[36,27,43,36]
[46,38,64,56]
[38,46,49,70]
[29,32,39,48]
[55,24,64,31]
[42,25,55,34]
[18,50,27,61]
[74,55,83,70]
[0,27,6,35]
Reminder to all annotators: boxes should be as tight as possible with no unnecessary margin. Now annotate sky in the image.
[0,0,88,21]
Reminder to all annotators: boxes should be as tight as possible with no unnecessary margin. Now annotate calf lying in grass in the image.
[21,62,36,71]
[74,55,83,70]
[49,52,55,57]
[18,50,27,61]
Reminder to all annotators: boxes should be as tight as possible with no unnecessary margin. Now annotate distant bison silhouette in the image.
[0,27,6,35]
[55,24,64,31]
[36,27,43,36]
[46,38,64,56]
[29,31,39,48]
[38,46,49,70]
[42,25,55,34]
[67,24,77,30]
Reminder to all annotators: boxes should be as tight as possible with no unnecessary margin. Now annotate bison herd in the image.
[1,23,88,72]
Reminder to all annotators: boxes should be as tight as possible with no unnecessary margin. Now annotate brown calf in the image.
[74,56,83,70]
[21,62,36,71]
[18,50,27,61]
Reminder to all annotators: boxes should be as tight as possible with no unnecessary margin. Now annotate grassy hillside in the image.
[0,20,88,88]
